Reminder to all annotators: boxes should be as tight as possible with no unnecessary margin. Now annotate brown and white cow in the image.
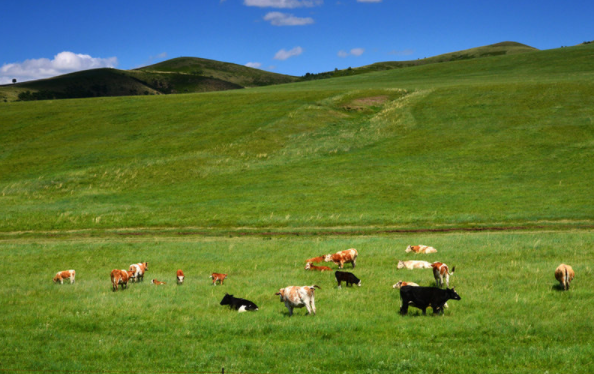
[111,269,134,292]
[305,262,332,272]
[392,280,419,289]
[151,279,166,285]
[275,285,321,317]
[176,269,185,284]
[405,245,437,254]
[210,273,227,286]
[555,264,575,291]
[397,260,432,270]
[53,270,75,284]
[324,248,358,269]
[431,262,455,288]
[129,262,148,282]
[305,255,325,264]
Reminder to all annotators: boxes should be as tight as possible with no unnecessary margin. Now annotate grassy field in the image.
[1,43,594,373]
[1,44,594,233]
[1,230,593,373]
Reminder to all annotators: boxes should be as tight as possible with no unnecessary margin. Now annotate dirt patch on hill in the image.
[343,95,389,111]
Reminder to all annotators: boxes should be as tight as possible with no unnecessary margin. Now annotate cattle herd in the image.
[52,245,576,317]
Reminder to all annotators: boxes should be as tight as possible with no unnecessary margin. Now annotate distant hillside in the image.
[137,57,298,87]
[302,41,538,80]
[0,57,298,102]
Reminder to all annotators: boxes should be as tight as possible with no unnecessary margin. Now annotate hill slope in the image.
[1,43,593,232]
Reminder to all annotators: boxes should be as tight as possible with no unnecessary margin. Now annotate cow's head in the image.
[446,287,461,301]
[127,270,135,278]
[397,261,405,269]
[275,289,286,302]
[52,275,60,283]
[177,276,184,284]
[393,280,403,289]
[304,262,311,270]
[405,246,413,253]
[323,254,333,262]
[220,293,233,306]
[143,262,148,271]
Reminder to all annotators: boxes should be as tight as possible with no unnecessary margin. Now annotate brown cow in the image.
[324,248,358,269]
[176,269,185,284]
[431,262,455,288]
[151,279,166,285]
[305,256,325,264]
[111,269,134,292]
[305,262,332,271]
[53,270,75,284]
[555,264,575,290]
[129,262,148,282]
[210,273,227,286]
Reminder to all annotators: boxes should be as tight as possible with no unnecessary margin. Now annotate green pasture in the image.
[1,44,594,233]
[1,230,592,373]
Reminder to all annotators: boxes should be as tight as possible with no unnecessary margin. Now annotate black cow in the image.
[335,271,361,288]
[220,293,259,312]
[399,286,461,315]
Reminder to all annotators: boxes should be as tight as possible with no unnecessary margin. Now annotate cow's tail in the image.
[311,285,321,290]
[565,268,569,290]
[450,266,456,276]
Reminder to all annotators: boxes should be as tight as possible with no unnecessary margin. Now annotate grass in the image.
[1,230,593,373]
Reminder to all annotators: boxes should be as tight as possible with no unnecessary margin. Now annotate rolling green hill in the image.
[1,43,593,234]
[0,57,298,102]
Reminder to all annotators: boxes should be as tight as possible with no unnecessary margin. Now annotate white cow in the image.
[275,285,321,317]
[397,260,432,270]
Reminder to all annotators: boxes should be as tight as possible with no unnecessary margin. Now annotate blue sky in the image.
[1,0,593,84]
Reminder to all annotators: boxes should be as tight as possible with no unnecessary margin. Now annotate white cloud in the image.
[337,48,365,58]
[246,62,263,68]
[264,11,314,26]
[244,0,322,8]
[274,46,303,60]
[0,52,118,84]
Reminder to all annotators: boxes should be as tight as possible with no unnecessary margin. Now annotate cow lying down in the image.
[399,286,460,315]
[220,293,259,313]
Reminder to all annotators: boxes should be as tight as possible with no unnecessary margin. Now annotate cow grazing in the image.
[176,269,185,284]
[129,262,148,282]
[305,255,325,264]
[53,270,75,284]
[151,279,166,285]
[555,264,575,291]
[110,269,134,292]
[220,293,258,312]
[335,271,361,288]
[405,245,437,254]
[324,248,358,269]
[399,286,461,315]
[276,285,321,316]
[397,260,432,270]
[210,273,228,286]
[392,280,419,289]
[431,262,455,288]
[305,262,332,272]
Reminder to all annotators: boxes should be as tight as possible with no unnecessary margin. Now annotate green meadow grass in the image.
[1,231,593,373]
[1,44,594,232]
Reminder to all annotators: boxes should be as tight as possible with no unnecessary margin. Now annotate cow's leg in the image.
[400,300,409,315]
[310,300,316,315]
[352,259,356,268]
[445,275,449,288]
[421,307,427,316]
[287,305,293,317]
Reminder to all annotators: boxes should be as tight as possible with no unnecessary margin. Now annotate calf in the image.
[210,273,227,286]
[399,286,461,315]
[110,269,134,292]
[305,262,332,272]
[397,260,432,270]
[276,285,321,317]
[324,248,358,269]
[220,293,258,312]
[335,271,361,288]
[555,264,575,291]
[129,262,148,282]
[176,269,185,284]
[405,245,437,254]
[53,270,75,284]
[431,262,455,288]
[305,255,325,264]
[392,280,419,289]
[151,279,166,285]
